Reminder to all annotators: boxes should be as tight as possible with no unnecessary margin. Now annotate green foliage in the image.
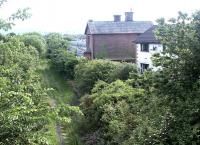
[45,33,69,58]
[0,2,83,144]
[74,59,137,95]
[79,72,186,145]
[38,60,83,145]
[113,62,138,81]
[154,11,200,90]
[50,48,78,79]
[9,8,31,21]
[44,33,78,79]
[0,36,39,68]
[0,37,50,144]
[150,11,200,144]
[80,80,145,145]
[0,36,82,145]
[74,60,117,94]
[20,32,47,56]
[39,60,75,103]
[78,11,200,145]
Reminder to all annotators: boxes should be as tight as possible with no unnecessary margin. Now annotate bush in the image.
[74,59,137,95]
[44,33,78,79]
[74,60,117,94]
[20,32,46,56]
[51,48,78,79]
[0,36,83,145]
[112,62,138,81]
[45,33,69,58]
[80,80,145,145]
[0,36,50,144]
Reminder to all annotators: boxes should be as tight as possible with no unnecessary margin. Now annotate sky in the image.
[0,0,200,34]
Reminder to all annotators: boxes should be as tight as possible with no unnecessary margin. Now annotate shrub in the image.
[20,32,46,56]
[45,33,69,58]
[44,33,78,79]
[74,59,137,95]
[0,36,83,145]
[111,62,138,81]
[0,36,50,144]
[74,60,116,94]
[51,48,78,79]
[80,80,145,145]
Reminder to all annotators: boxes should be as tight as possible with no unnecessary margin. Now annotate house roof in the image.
[85,21,153,34]
[134,25,160,43]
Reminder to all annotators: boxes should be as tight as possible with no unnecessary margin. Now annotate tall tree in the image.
[151,11,200,144]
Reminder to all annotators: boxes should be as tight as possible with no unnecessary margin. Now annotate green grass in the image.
[37,59,82,145]
[38,60,74,104]
[47,120,60,145]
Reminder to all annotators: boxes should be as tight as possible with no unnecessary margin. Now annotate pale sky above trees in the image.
[1,0,200,34]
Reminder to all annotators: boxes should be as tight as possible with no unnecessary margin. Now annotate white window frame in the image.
[141,43,149,52]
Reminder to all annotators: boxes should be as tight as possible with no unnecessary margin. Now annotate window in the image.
[141,43,149,52]
[140,63,149,73]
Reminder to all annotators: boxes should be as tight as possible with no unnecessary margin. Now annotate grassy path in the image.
[37,60,81,145]
[39,60,75,103]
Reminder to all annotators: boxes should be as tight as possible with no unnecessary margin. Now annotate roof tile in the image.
[134,25,160,43]
[86,21,153,34]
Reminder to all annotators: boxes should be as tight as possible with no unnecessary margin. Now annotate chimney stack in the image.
[113,15,121,22]
[125,11,133,22]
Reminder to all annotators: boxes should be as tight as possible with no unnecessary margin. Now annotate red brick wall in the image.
[92,33,138,62]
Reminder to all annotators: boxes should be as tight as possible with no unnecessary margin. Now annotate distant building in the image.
[134,25,163,73]
[68,35,86,56]
[84,11,153,62]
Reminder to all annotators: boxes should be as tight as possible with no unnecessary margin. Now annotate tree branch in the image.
[0,0,7,7]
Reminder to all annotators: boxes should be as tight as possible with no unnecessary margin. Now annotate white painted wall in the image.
[136,43,163,71]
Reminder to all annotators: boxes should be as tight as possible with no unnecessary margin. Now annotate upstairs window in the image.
[141,43,149,52]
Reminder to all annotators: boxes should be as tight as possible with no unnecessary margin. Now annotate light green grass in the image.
[47,120,60,145]
[38,60,74,104]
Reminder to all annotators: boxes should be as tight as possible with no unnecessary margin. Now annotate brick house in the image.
[84,12,153,62]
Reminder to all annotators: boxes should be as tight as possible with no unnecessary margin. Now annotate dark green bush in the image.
[44,33,78,79]
[111,62,138,81]
[74,59,137,95]
[80,80,145,145]
[51,48,78,79]
[74,59,117,94]
[45,33,69,58]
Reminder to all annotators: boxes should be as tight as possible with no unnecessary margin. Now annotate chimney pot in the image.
[113,15,121,22]
[125,12,133,22]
